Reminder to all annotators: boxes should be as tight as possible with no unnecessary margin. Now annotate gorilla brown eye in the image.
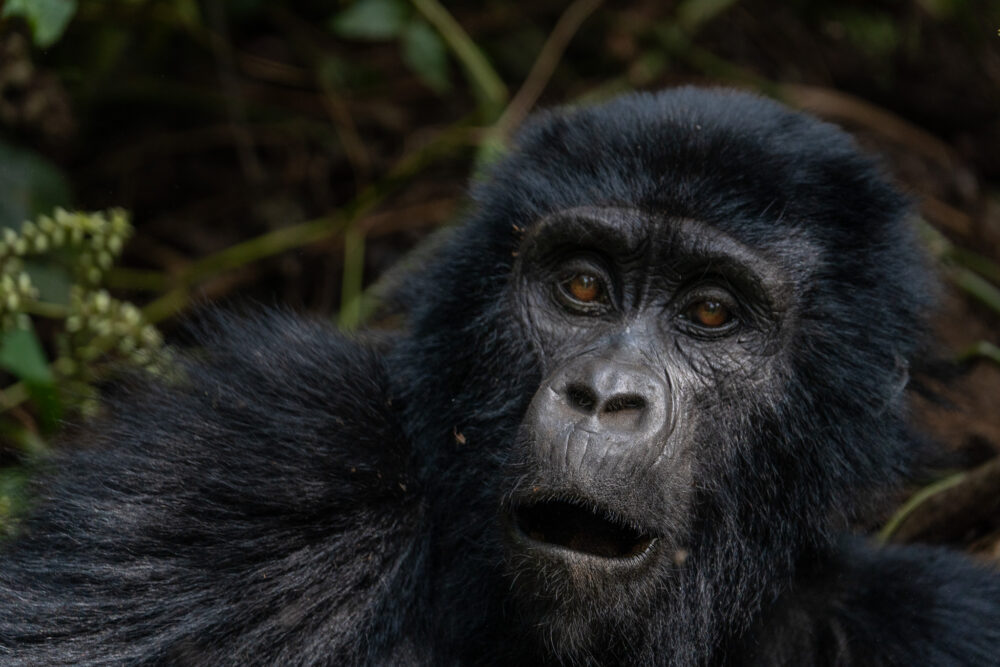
[688,300,730,328]
[564,273,603,303]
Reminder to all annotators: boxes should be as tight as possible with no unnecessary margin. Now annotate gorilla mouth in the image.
[512,499,655,559]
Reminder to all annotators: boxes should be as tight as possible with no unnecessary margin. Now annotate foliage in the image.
[331,0,452,94]
[0,141,73,234]
[0,209,168,426]
[0,0,76,48]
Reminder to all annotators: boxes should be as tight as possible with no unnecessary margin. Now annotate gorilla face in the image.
[499,206,804,639]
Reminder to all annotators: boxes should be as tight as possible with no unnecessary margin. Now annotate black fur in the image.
[2,88,999,665]
[1,315,423,665]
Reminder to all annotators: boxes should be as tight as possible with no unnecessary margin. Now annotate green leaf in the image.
[0,140,72,230]
[1,0,77,48]
[0,328,60,429]
[330,0,410,40]
[401,20,451,94]
[0,328,53,386]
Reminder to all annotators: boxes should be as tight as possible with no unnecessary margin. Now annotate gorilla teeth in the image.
[513,499,654,559]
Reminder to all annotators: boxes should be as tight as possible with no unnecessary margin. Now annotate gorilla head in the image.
[388,88,931,663]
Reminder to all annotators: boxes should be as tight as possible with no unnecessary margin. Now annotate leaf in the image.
[0,140,72,230]
[1,0,77,48]
[0,328,53,386]
[0,328,60,429]
[330,0,410,40]
[401,20,451,94]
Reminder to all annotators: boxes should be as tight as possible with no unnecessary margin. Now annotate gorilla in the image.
[2,87,999,666]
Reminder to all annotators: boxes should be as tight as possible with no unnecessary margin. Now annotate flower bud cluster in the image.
[0,208,131,285]
[0,259,38,330]
[63,287,168,373]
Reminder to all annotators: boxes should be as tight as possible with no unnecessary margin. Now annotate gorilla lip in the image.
[510,498,656,560]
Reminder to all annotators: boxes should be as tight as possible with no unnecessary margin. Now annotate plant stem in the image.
[410,0,507,118]
[338,227,366,330]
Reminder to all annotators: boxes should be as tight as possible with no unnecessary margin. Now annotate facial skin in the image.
[495,206,802,652]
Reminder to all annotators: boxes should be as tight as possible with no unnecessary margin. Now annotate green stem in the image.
[957,340,1000,365]
[105,268,170,292]
[878,471,967,542]
[338,227,366,330]
[139,122,476,324]
[21,301,68,319]
[141,288,190,325]
[0,382,29,411]
[949,247,1000,285]
[951,265,1000,314]
[410,0,507,118]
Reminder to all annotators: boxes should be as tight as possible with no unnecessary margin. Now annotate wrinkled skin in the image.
[2,88,1000,666]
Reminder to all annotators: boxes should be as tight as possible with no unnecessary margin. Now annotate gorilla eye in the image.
[678,292,740,337]
[688,300,730,328]
[558,272,608,310]
[566,274,602,303]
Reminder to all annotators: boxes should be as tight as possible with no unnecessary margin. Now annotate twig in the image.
[496,0,603,137]
[881,456,1000,544]
[779,85,955,169]
[105,268,170,292]
[0,382,29,412]
[878,471,967,542]
[269,7,371,183]
[20,301,67,319]
[917,217,1000,315]
[950,247,1000,285]
[951,267,1000,313]
[338,227,366,330]
[205,0,265,182]
[957,341,1000,366]
[139,121,477,324]
[410,0,507,118]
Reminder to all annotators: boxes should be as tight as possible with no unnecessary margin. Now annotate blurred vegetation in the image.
[0,0,999,549]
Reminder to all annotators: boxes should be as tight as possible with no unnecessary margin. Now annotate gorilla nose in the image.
[554,359,669,435]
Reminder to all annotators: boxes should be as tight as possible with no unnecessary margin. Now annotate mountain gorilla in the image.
[2,88,1000,665]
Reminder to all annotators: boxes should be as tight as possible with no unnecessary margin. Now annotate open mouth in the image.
[512,499,655,559]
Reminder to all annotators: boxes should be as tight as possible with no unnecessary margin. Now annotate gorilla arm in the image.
[745,537,1000,666]
[0,313,423,666]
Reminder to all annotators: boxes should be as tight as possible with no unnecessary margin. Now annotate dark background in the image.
[0,0,998,558]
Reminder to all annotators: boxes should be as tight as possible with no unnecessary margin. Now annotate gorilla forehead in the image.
[472,87,907,249]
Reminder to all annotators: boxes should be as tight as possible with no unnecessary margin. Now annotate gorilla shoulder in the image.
[0,313,421,665]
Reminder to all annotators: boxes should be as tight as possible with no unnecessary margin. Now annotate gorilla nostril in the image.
[600,394,648,431]
[566,384,598,414]
[602,394,646,414]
